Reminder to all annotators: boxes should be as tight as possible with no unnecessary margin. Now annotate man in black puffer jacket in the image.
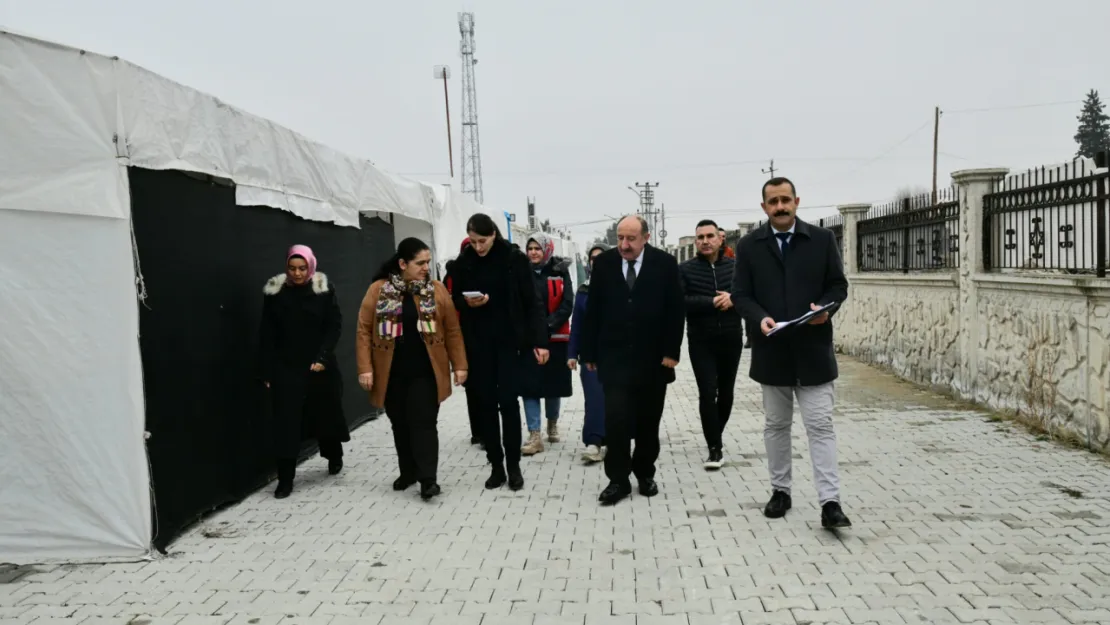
[679,219,743,470]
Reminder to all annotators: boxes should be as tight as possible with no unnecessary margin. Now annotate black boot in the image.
[420,481,441,501]
[275,459,295,499]
[507,463,524,491]
[485,463,507,489]
[328,458,343,475]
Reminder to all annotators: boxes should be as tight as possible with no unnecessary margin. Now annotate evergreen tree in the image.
[1074,89,1110,159]
[595,220,619,246]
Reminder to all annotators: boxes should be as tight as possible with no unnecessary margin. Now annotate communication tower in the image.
[458,12,484,204]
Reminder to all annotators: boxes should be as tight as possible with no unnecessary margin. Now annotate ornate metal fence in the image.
[857,189,960,272]
[983,154,1110,276]
[817,215,844,255]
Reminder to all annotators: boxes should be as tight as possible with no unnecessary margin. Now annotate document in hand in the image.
[767,301,840,337]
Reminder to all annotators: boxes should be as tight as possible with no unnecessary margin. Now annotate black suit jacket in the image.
[580,245,685,387]
[730,219,848,387]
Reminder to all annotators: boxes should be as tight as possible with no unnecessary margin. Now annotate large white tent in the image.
[0,29,504,563]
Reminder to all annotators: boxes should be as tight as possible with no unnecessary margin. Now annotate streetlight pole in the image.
[433,65,454,178]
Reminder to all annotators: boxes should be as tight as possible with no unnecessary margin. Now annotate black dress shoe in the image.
[470,436,481,445]
[420,482,442,501]
[763,490,792,518]
[507,464,524,491]
[393,475,418,491]
[598,482,631,506]
[274,481,293,499]
[638,479,659,497]
[485,465,507,489]
[328,459,343,475]
[821,501,852,529]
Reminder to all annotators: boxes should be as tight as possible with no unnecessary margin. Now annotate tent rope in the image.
[130,217,150,309]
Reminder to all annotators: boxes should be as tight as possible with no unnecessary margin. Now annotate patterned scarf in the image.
[376,274,437,339]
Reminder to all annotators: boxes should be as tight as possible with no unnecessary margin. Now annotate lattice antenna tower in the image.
[458,12,484,204]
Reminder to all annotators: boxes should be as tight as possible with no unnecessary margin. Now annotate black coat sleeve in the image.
[679,263,716,313]
[513,251,550,349]
[730,238,771,326]
[316,288,342,364]
[257,295,278,381]
[817,231,849,317]
[549,264,575,332]
[662,255,686,362]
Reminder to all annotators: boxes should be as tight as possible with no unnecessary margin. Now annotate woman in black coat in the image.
[258,244,351,499]
[450,214,549,491]
[519,232,574,456]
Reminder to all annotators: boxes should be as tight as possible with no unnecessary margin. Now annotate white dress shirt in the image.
[622,247,645,278]
[772,223,796,251]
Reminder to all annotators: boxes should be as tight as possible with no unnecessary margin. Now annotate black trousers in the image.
[602,382,668,487]
[276,438,343,484]
[688,335,743,450]
[464,385,481,438]
[470,344,522,467]
[385,376,441,483]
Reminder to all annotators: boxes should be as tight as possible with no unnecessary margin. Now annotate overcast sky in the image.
[2,0,1107,243]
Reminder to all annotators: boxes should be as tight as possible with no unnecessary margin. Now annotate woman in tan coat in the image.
[356,237,468,500]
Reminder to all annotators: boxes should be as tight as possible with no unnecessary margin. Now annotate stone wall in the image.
[836,274,960,389]
[834,163,1110,454]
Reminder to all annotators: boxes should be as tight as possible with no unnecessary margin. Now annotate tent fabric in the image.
[0,29,472,241]
[129,168,393,550]
[0,208,150,562]
[0,28,526,563]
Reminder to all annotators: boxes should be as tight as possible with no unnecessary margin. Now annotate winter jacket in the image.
[537,257,574,342]
[679,253,742,340]
[449,238,549,354]
[355,279,468,408]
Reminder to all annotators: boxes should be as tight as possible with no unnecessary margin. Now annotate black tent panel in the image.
[129,168,393,550]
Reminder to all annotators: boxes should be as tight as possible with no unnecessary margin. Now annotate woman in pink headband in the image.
[258,244,351,499]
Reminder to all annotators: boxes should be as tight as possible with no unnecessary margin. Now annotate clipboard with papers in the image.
[766,301,840,337]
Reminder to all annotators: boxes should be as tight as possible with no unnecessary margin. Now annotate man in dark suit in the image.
[730,177,852,529]
[580,215,685,505]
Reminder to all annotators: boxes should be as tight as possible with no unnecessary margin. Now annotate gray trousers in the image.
[761,382,841,505]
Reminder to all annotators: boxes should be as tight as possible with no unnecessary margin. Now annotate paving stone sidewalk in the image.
[3,355,1110,625]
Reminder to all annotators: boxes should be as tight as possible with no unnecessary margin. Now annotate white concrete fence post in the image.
[837,203,872,275]
[950,167,1009,398]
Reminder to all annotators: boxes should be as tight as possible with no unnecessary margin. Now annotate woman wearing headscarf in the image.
[519,232,574,456]
[258,244,351,499]
[568,244,608,463]
[450,213,549,491]
[444,236,483,449]
[356,237,467,501]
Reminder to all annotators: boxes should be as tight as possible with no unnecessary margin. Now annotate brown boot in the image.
[547,420,561,443]
[521,431,544,456]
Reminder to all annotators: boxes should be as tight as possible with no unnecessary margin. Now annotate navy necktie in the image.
[775,232,791,260]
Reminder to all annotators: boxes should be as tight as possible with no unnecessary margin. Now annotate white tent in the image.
[0,29,500,563]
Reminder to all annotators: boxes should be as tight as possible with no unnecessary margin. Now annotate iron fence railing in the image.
[817,215,844,256]
[857,188,960,272]
[983,153,1110,276]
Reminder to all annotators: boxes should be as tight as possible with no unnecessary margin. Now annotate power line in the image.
[945,100,1082,114]
[396,156,873,178]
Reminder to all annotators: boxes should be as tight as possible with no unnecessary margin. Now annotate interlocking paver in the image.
[4,355,1110,624]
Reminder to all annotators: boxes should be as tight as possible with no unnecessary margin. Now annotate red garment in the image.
[722,245,736,259]
[546,276,570,342]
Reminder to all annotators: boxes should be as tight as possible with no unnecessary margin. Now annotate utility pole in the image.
[527,197,536,230]
[762,158,776,178]
[932,106,941,205]
[631,182,660,236]
[659,203,668,247]
[432,65,453,178]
